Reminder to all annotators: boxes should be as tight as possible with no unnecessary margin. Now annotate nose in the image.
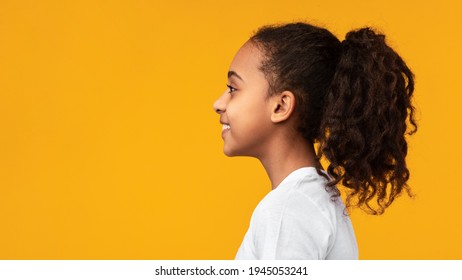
[213,92,227,114]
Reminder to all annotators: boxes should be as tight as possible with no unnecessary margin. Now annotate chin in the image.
[223,145,242,157]
[223,149,235,157]
[223,147,253,158]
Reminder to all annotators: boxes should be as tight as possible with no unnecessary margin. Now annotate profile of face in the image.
[213,41,275,158]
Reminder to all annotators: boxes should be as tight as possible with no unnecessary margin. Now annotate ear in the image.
[270,91,296,123]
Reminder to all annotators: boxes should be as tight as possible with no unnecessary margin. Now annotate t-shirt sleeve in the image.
[250,189,335,260]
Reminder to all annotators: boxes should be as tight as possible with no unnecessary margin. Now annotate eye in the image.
[226,84,237,94]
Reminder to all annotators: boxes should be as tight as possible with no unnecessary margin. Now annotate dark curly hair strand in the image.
[250,22,417,215]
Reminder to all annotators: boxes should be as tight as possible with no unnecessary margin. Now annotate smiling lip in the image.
[220,121,230,138]
[221,128,230,138]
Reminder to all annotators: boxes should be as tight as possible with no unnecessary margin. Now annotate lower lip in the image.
[221,128,230,138]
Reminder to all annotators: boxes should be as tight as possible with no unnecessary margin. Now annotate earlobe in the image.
[270,91,296,123]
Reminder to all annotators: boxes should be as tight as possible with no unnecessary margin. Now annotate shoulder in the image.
[254,170,339,228]
[249,172,339,259]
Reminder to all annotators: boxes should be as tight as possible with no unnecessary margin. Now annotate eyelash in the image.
[226,84,237,94]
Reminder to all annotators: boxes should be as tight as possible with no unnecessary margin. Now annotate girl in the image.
[213,22,417,260]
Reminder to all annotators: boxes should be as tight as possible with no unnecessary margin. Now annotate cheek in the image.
[230,105,270,135]
[227,93,271,132]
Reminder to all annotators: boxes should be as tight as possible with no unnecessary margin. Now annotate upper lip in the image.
[220,120,230,125]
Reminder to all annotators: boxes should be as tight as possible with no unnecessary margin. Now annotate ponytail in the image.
[250,23,418,215]
[318,28,417,214]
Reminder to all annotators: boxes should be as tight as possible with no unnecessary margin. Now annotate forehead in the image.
[229,41,266,80]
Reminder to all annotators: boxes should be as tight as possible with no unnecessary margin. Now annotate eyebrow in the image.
[227,70,244,82]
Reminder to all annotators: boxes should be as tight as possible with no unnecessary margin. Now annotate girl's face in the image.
[213,41,274,158]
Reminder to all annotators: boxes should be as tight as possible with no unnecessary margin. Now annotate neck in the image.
[258,135,320,190]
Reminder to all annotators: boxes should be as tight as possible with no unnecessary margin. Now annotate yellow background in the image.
[0,0,461,259]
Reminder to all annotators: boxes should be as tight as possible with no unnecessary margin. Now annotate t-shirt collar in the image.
[275,166,320,189]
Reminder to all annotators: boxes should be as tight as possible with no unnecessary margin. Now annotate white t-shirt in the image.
[235,167,358,260]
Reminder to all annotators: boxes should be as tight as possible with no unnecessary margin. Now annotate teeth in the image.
[222,124,230,130]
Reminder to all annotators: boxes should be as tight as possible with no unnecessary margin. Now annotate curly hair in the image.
[250,22,417,215]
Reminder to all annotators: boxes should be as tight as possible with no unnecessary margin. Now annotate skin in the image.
[213,40,320,190]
